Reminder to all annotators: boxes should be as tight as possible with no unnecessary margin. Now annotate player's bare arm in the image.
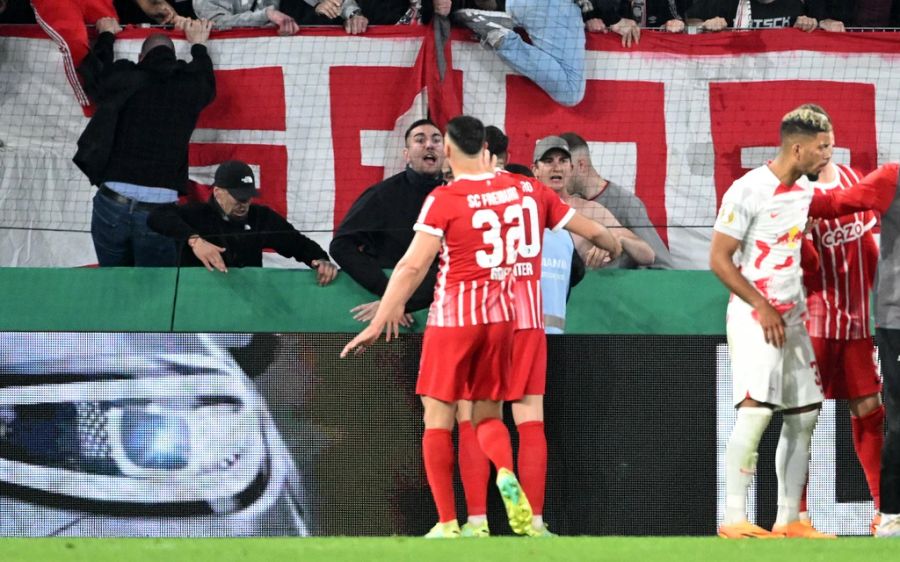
[563,212,622,261]
[341,231,441,357]
[710,231,785,348]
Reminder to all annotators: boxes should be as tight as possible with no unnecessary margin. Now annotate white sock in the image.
[774,409,818,527]
[532,515,544,528]
[467,515,486,526]
[724,407,773,525]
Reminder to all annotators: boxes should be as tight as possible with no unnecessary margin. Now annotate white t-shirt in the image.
[714,165,813,324]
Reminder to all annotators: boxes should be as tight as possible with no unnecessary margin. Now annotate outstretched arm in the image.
[809,163,899,219]
[564,212,622,260]
[341,232,442,356]
[147,205,227,272]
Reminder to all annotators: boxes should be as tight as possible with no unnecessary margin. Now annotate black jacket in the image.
[686,0,826,26]
[148,198,329,268]
[329,166,444,312]
[74,32,215,192]
[583,0,685,26]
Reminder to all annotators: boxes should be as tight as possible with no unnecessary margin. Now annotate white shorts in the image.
[726,301,824,410]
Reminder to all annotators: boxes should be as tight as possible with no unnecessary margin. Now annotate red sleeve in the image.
[809,163,899,219]
[800,236,821,294]
[539,182,573,229]
[413,191,448,237]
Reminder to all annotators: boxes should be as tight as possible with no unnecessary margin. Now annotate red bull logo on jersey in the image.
[775,226,804,249]
[819,220,866,248]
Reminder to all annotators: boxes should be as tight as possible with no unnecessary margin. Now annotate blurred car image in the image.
[0,333,308,537]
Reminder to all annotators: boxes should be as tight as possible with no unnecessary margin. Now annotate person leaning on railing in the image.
[329,118,446,326]
[147,160,338,282]
[31,0,191,107]
[684,0,846,32]
[73,18,216,267]
[277,0,389,35]
[193,0,299,34]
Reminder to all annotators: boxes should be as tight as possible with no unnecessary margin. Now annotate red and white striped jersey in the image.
[805,164,879,340]
[503,172,575,330]
[414,171,524,327]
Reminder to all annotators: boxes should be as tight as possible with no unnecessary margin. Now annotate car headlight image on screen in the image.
[0,333,308,537]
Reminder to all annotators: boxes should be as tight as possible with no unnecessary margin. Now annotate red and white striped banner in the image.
[1,26,899,268]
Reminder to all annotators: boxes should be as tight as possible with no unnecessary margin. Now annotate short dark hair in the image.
[446,115,485,156]
[404,119,440,142]
[504,163,534,177]
[558,132,588,152]
[780,106,832,141]
[485,125,509,158]
[140,33,175,59]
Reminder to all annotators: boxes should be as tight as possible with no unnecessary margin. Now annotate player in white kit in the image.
[710,106,833,539]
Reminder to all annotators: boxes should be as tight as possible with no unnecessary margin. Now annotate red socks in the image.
[800,483,808,514]
[517,421,547,516]
[475,417,514,472]
[458,420,490,516]
[852,405,885,510]
[422,428,456,522]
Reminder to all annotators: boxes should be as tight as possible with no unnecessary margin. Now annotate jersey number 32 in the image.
[472,196,541,269]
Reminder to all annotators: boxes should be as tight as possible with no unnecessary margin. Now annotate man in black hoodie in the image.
[148,160,338,281]
[329,118,446,324]
[73,18,216,266]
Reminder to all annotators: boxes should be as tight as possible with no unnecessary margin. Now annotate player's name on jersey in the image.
[490,265,512,281]
[514,262,534,277]
[487,262,533,281]
[466,187,520,209]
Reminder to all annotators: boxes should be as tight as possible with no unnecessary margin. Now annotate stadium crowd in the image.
[4,1,900,28]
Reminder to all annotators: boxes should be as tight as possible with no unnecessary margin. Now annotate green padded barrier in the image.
[0,268,178,331]
[0,268,730,335]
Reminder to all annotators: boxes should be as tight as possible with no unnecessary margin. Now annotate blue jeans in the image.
[498,0,586,107]
[91,190,177,267]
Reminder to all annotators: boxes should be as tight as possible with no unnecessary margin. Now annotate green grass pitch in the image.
[1,537,896,562]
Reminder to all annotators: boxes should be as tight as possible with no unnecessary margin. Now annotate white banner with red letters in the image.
[1,25,899,268]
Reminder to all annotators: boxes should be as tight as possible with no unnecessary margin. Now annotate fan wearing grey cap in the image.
[148,160,338,283]
[533,136,655,269]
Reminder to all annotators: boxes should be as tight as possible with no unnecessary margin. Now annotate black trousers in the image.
[877,328,900,513]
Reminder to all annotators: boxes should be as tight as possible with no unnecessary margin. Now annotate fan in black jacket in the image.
[329,119,445,316]
[685,0,846,31]
[74,20,216,267]
[148,160,338,283]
